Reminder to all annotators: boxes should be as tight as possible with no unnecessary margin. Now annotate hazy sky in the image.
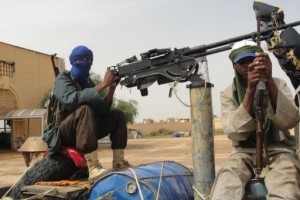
[1,0,300,122]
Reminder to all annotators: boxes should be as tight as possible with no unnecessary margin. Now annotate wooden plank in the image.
[21,185,86,199]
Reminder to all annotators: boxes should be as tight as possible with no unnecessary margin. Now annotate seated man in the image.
[45,45,131,180]
[210,40,300,199]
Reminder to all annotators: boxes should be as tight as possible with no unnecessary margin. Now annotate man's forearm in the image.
[95,82,109,93]
[105,87,115,107]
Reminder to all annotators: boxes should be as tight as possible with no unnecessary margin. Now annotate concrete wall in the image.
[128,117,223,135]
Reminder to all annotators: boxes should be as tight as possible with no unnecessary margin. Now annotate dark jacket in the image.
[53,72,109,121]
[43,72,109,155]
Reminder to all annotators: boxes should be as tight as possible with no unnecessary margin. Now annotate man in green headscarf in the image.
[210,40,300,199]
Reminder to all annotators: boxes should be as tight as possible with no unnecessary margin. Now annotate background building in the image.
[128,117,223,136]
[0,42,64,150]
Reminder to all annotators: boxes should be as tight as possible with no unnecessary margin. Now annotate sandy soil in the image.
[0,135,232,190]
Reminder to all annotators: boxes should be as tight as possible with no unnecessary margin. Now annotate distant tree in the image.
[90,72,102,85]
[90,72,138,124]
[90,72,107,98]
[113,99,138,124]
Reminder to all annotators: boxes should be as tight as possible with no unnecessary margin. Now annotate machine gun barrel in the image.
[185,20,300,58]
[112,20,300,96]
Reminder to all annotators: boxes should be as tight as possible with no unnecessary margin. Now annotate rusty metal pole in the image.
[187,78,215,199]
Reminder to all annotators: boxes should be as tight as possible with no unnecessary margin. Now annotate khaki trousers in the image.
[210,151,300,200]
[59,105,127,154]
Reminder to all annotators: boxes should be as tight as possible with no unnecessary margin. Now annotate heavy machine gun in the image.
[109,20,300,96]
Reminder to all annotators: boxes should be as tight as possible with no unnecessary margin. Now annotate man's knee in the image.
[73,104,95,121]
[111,109,124,115]
[111,109,126,121]
[265,154,300,199]
[77,104,93,114]
[271,153,300,172]
[220,153,253,178]
[223,157,250,172]
[211,157,252,200]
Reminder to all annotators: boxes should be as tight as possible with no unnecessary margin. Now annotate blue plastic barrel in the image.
[88,161,194,200]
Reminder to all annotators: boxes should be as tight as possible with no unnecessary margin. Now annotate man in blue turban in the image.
[46,45,131,181]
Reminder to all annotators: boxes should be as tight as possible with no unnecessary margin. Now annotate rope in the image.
[3,169,29,197]
[173,86,190,107]
[35,180,91,190]
[192,186,209,200]
[128,168,144,200]
[169,59,209,108]
[23,187,58,200]
[171,77,208,108]
[155,162,164,200]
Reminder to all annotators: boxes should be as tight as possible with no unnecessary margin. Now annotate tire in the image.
[7,154,80,199]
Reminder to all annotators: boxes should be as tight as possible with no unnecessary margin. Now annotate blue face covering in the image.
[70,61,91,88]
[69,46,93,88]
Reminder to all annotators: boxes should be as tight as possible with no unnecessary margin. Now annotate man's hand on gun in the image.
[248,52,272,89]
[103,69,120,88]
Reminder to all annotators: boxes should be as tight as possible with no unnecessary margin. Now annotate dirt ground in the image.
[0,135,232,191]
